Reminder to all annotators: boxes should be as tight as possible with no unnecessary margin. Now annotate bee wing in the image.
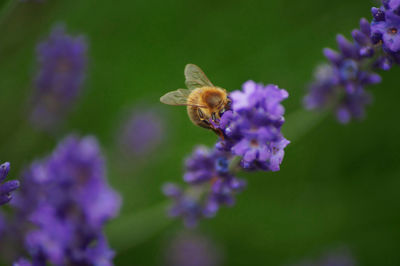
[160,88,205,107]
[184,64,214,90]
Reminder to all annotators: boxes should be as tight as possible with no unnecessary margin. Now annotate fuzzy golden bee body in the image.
[160,64,230,133]
[186,86,229,129]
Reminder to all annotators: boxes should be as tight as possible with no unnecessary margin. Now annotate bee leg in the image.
[211,112,217,122]
[197,108,205,119]
[211,128,225,140]
[203,113,224,140]
[208,121,225,140]
[201,119,225,140]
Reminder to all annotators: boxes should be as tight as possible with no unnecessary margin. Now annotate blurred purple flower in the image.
[12,135,121,265]
[304,18,382,123]
[305,0,400,123]
[0,162,20,206]
[287,248,356,266]
[0,212,5,238]
[165,232,222,266]
[118,108,165,157]
[217,81,290,171]
[13,258,32,266]
[163,146,246,227]
[30,25,87,130]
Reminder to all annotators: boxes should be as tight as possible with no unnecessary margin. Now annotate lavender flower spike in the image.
[30,25,87,130]
[0,162,20,206]
[305,0,400,123]
[217,81,290,171]
[12,135,121,265]
[304,17,382,123]
[163,146,246,227]
[163,80,289,226]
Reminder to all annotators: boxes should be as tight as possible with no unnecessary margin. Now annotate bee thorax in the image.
[204,93,222,108]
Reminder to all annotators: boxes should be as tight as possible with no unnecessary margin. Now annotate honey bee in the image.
[160,64,230,136]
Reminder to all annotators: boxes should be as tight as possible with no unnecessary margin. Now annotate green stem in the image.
[283,109,328,143]
[228,156,242,172]
[106,201,173,253]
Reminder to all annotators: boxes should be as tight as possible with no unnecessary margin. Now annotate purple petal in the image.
[0,180,20,195]
[0,162,10,182]
[323,48,341,65]
[336,107,351,124]
[360,18,371,36]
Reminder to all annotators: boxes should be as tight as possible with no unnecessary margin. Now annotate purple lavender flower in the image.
[371,1,400,55]
[305,1,400,123]
[163,146,246,227]
[163,81,289,226]
[163,183,205,228]
[217,81,290,171]
[11,135,121,265]
[165,232,222,266]
[30,25,87,130]
[304,16,384,123]
[118,107,165,157]
[0,162,20,206]
[13,258,32,266]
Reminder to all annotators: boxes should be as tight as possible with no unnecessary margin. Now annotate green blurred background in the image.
[0,0,399,265]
